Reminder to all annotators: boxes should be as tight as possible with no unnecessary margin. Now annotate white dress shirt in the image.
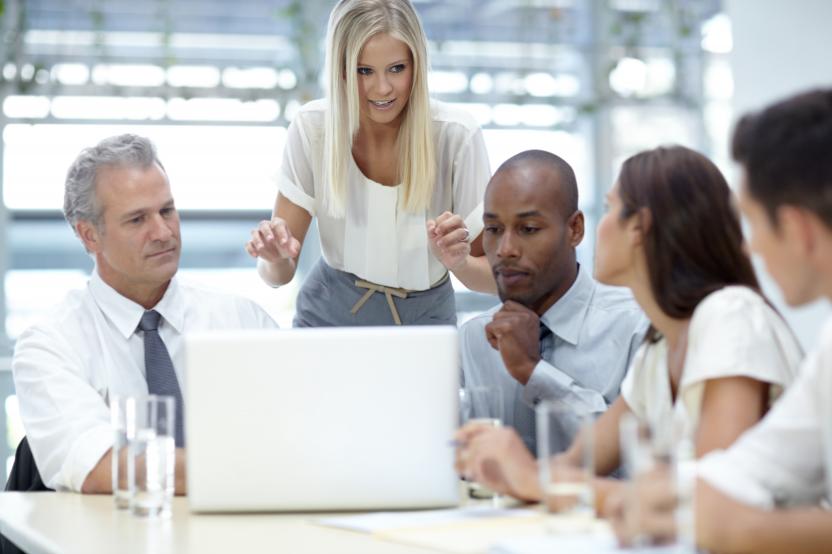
[460,265,648,454]
[276,98,491,290]
[621,286,803,448]
[12,270,277,492]
[697,316,832,509]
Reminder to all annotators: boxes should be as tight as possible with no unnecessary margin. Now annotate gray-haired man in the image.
[12,134,276,494]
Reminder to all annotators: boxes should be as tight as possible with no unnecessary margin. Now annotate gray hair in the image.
[63,134,164,232]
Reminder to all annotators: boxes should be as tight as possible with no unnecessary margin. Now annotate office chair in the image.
[1,437,53,554]
[5,437,51,492]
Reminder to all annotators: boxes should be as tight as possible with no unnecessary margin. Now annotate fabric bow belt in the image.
[350,273,450,325]
[351,280,410,325]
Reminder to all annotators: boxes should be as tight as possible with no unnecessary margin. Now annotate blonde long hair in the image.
[324,0,435,217]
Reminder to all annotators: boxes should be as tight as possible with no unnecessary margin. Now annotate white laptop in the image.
[184,326,460,512]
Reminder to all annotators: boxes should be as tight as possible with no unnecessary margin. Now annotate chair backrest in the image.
[4,437,52,492]
[1,437,53,553]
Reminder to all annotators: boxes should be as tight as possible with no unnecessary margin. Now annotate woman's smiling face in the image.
[355,32,414,128]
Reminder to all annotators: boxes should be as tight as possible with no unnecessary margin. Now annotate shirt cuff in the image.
[521,360,574,407]
[60,424,113,493]
[277,174,316,216]
[697,450,775,509]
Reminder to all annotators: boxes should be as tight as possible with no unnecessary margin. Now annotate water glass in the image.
[459,385,503,427]
[619,413,673,477]
[459,386,503,504]
[619,414,659,545]
[536,401,595,532]
[126,395,176,517]
[619,413,697,549]
[109,395,131,509]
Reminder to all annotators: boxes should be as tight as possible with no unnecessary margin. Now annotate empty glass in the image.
[619,413,696,550]
[109,395,131,509]
[459,385,503,428]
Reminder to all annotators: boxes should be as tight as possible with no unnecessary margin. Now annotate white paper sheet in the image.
[316,506,540,534]
[491,534,684,554]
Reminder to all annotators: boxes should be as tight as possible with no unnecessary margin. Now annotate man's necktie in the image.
[539,321,553,357]
[138,310,185,447]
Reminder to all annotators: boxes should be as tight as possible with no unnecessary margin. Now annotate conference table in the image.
[0,491,592,554]
[0,492,443,554]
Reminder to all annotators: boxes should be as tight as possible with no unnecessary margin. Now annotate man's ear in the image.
[777,205,814,258]
[76,220,102,254]
[567,210,585,248]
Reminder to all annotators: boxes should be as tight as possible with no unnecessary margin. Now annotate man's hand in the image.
[485,301,541,385]
[82,447,187,496]
[454,424,541,501]
[427,211,471,272]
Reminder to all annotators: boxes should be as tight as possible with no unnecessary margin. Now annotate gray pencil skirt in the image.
[293,258,457,327]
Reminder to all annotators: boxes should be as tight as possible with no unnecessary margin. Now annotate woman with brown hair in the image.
[455,145,803,511]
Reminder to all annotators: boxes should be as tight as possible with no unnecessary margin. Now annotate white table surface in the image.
[0,492,442,554]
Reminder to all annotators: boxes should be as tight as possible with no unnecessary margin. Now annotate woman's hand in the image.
[427,211,471,271]
[454,424,541,501]
[605,465,678,547]
[245,217,302,263]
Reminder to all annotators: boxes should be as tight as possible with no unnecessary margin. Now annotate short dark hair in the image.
[618,145,760,342]
[495,149,579,215]
[732,88,832,228]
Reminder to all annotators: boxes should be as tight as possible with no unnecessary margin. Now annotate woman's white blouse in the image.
[697,317,832,509]
[277,99,491,291]
[696,312,832,509]
[621,286,804,445]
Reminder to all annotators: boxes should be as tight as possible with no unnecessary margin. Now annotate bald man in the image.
[460,150,647,455]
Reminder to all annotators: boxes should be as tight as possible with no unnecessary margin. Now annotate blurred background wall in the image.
[727,0,832,351]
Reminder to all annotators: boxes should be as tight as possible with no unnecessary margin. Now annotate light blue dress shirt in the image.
[460,265,648,455]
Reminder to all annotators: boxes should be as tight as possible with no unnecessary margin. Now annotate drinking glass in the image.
[619,413,696,550]
[109,395,131,509]
[536,401,595,532]
[126,395,176,517]
[459,386,504,505]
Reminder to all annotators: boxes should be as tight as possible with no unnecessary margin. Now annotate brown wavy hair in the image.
[617,145,760,342]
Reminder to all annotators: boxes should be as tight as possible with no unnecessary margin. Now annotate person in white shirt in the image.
[455,145,802,512]
[12,134,277,494]
[608,89,832,553]
[245,0,495,327]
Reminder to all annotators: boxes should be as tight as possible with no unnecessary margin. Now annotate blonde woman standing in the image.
[246,0,495,326]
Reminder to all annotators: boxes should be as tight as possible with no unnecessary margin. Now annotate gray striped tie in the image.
[539,321,553,357]
[138,310,185,447]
